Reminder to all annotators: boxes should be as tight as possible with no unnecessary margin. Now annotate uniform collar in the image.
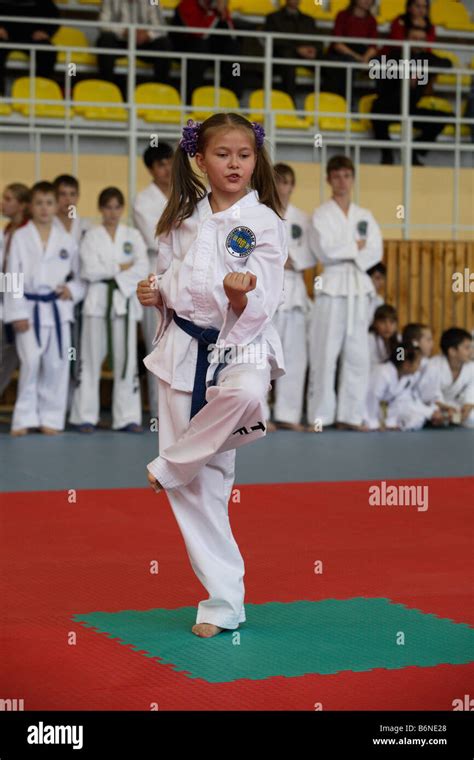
[197,189,259,221]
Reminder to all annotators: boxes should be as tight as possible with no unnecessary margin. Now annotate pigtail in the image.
[251,146,284,219]
[156,147,207,237]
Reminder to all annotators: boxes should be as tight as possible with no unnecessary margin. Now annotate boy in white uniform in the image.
[69,187,148,432]
[307,155,383,429]
[53,174,91,244]
[132,143,173,417]
[418,328,474,427]
[272,163,316,430]
[4,181,85,435]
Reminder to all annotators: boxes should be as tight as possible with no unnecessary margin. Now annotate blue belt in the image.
[173,312,228,420]
[24,291,63,358]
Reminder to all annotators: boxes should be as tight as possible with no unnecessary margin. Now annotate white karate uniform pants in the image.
[307,294,370,426]
[12,323,71,431]
[69,315,141,429]
[273,307,307,424]
[147,360,271,630]
[141,298,159,418]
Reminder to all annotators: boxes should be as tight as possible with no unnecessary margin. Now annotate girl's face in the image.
[371,271,385,294]
[409,0,428,20]
[375,317,397,340]
[355,0,374,13]
[418,328,433,357]
[2,188,22,219]
[100,198,123,226]
[195,128,257,199]
[31,192,56,224]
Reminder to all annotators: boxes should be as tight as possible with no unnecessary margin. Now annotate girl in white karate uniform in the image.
[137,113,287,638]
[368,304,399,369]
[365,342,437,431]
[272,163,316,430]
[69,187,148,432]
[4,182,85,434]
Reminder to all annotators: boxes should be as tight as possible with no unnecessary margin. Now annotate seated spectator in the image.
[170,0,242,103]
[371,18,449,165]
[323,0,378,98]
[96,0,171,88]
[263,0,323,94]
[0,0,59,95]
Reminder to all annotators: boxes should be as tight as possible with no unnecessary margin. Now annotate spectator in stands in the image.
[323,0,378,98]
[96,0,171,87]
[170,0,242,103]
[0,0,59,95]
[263,0,323,94]
[371,18,449,165]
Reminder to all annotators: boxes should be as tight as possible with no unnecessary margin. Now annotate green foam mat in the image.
[72,598,474,683]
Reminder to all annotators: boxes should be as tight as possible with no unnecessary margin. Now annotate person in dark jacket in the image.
[0,0,59,94]
[264,0,323,94]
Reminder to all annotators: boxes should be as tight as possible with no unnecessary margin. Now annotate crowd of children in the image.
[1,147,473,436]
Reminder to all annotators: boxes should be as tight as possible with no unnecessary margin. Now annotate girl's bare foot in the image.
[275,421,305,432]
[11,428,28,437]
[266,420,277,432]
[147,471,163,493]
[192,623,225,638]
[40,426,61,435]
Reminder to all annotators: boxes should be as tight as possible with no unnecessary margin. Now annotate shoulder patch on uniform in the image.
[225,226,256,258]
[59,248,69,259]
[291,223,303,240]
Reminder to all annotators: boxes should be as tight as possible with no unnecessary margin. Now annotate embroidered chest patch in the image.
[59,249,69,259]
[123,241,133,254]
[225,226,256,258]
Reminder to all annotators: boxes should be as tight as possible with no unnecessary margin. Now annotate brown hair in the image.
[5,182,31,207]
[98,186,125,208]
[326,154,355,177]
[156,113,283,236]
[31,181,56,199]
[274,162,296,184]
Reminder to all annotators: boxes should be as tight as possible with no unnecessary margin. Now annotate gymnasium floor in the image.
[1,423,473,710]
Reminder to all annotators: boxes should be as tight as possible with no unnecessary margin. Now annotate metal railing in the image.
[0,15,473,239]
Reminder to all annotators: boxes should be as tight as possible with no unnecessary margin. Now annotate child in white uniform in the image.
[365,342,437,431]
[137,114,287,638]
[369,304,399,369]
[0,182,31,397]
[53,174,91,244]
[367,262,386,324]
[69,187,148,432]
[4,181,85,434]
[272,163,315,430]
[133,143,173,417]
[307,155,383,429]
[418,328,474,427]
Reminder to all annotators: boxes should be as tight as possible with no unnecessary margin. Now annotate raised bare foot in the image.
[147,471,163,493]
[11,428,28,437]
[191,623,225,638]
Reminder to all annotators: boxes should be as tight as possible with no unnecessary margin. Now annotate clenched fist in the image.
[137,274,163,307]
[223,271,257,317]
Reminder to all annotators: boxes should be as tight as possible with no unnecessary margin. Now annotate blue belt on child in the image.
[172,312,228,420]
[24,291,63,358]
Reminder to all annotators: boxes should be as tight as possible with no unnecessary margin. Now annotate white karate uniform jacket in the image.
[3,220,85,325]
[280,203,315,314]
[365,361,434,431]
[54,215,91,246]
[310,199,382,333]
[144,189,288,392]
[133,182,168,256]
[418,355,474,411]
[80,224,148,321]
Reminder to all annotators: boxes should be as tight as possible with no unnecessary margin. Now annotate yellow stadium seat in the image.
[430,0,452,25]
[7,51,28,63]
[356,93,378,131]
[377,0,405,23]
[78,0,101,4]
[190,86,239,121]
[444,2,474,30]
[0,102,12,116]
[135,83,182,123]
[233,0,277,14]
[52,27,97,66]
[432,50,471,86]
[417,95,470,137]
[12,77,66,118]
[249,89,311,129]
[160,0,179,8]
[328,0,352,18]
[305,92,361,131]
[296,0,334,20]
[115,57,153,70]
[73,80,127,121]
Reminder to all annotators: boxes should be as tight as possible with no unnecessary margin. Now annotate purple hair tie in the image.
[180,119,202,157]
[251,121,265,149]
